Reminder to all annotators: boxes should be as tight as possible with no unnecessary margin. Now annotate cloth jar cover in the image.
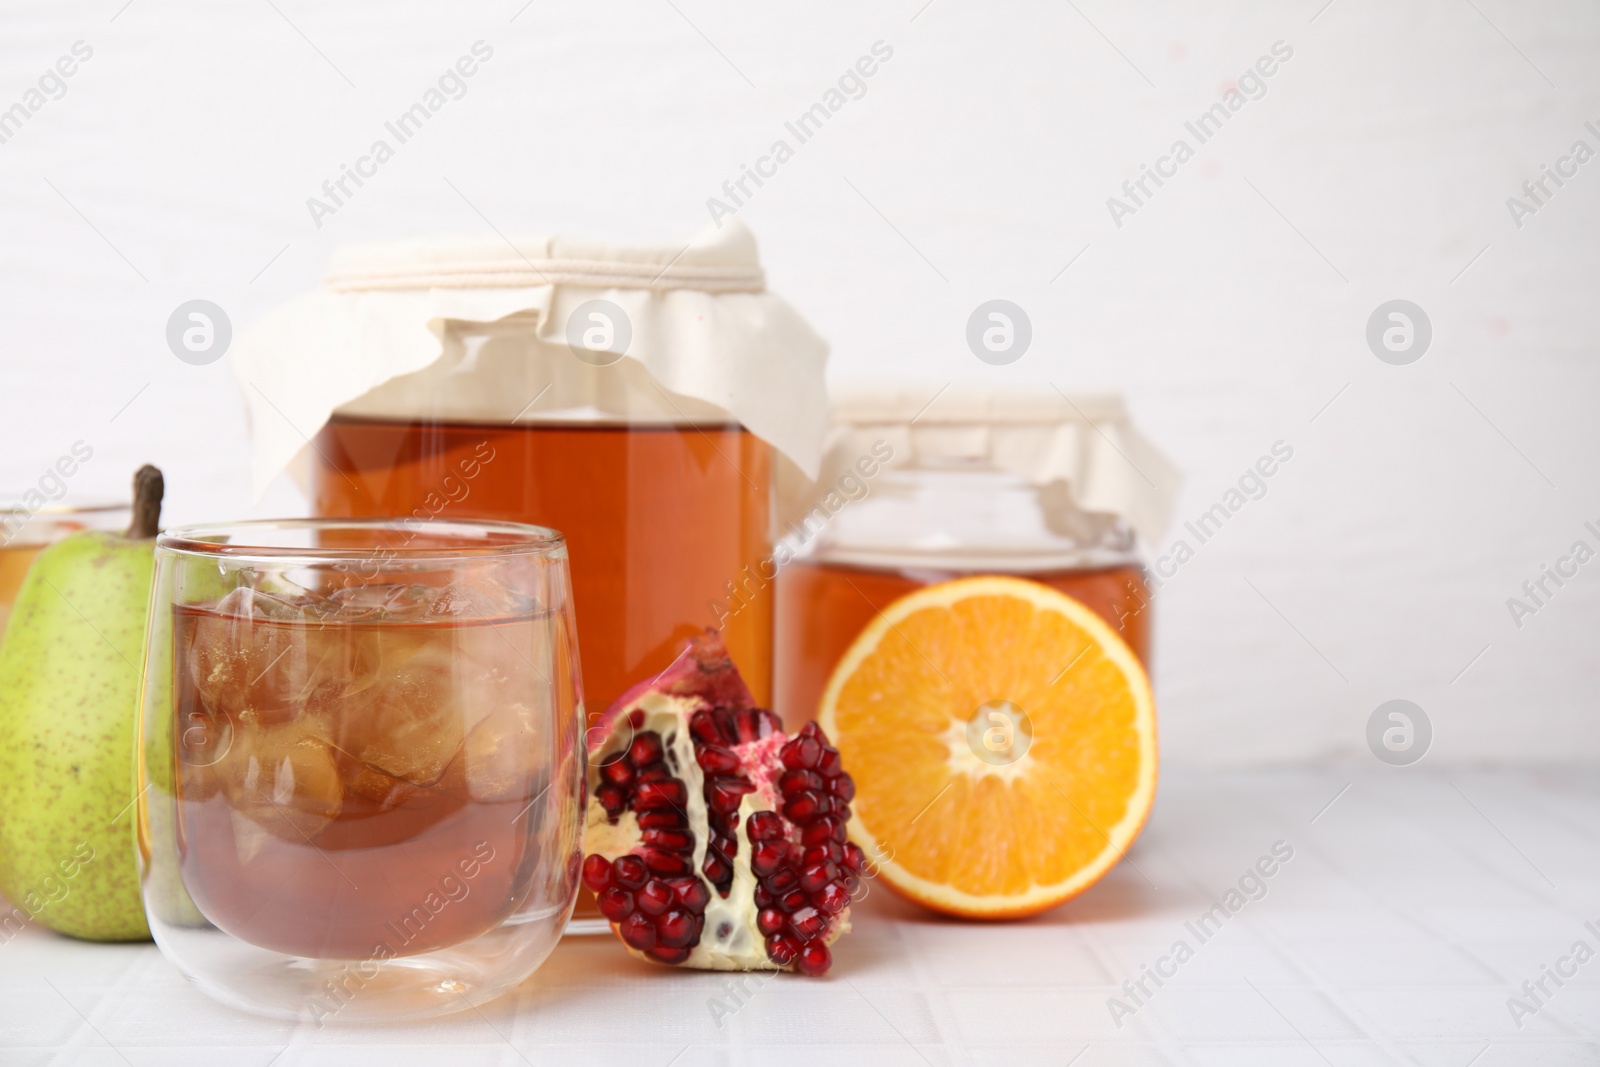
[808,384,1180,549]
[230,219,831,499]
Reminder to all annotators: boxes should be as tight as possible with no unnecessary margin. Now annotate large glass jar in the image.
[310,326,776,712]
[233,224,829,720]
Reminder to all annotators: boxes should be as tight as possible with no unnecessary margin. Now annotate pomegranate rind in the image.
[586,631,755,757]
[816,575,1157,920]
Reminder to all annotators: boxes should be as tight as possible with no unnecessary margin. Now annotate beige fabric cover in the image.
[230,219,830,497]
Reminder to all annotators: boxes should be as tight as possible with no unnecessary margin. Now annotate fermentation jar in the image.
[774,386,1176,725]
[232,221,829,719]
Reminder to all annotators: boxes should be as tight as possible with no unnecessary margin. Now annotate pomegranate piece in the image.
[580,631,855,974]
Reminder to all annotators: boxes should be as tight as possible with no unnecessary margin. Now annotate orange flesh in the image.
[821,577,1156,916]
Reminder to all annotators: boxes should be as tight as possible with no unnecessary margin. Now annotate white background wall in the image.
[2,0,1596,767]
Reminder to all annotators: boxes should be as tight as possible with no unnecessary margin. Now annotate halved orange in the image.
[817,575,1157,919]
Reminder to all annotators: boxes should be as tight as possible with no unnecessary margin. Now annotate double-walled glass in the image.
[136,519,584,1021]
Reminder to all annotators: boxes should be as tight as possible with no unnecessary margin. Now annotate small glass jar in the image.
[0,501,129,639]
[773,387,1172,726]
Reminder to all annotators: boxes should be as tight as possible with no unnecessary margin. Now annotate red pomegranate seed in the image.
[746,811,784,841]
[766,933,801,966]
[781,736,821,771]
[799,863,838,894]
[689,711,722,745]
[816,748,842,778]
[780,769,823,795]
[636,780,687,809]
[636,879,674,916]
[783,792,821,821]
[802,844,843,869]
[814,882,851,915]
[656,909,697,948]
[600,758,635,787]
[779,888,808,912]
[831,820,849,843]
[642,828,694,851]
[671,878,709,911]
[796,940,831,976]
[597,886,635,922]
[628,732,663,766]
[702,853,731,885]
[636,809,686,830]
[756,908,785,937]
[764,868,799,894]
[828,773,855,801]
[801,818,837,846]
[611,855,647,889]
[581,854,612,893]
[733,708,768,741]
[638,764,672,784]
[790,906,824,938]
[750,840,786,878]
[619,912,657,951]
[753,885,774,908]
[597,785,627,816]
[649,944,691,964]
[641,849,689,876]
[707,777,754,814]
[696,745,740,774]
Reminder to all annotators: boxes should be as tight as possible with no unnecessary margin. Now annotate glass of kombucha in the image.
[136,519,584,1021]
[776,460,1151,727]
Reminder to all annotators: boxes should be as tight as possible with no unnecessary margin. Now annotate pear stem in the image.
[128,465,164,540]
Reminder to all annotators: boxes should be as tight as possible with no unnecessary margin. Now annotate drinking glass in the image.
[136,519,585,1022]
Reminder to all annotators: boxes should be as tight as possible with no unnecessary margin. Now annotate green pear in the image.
[0,465,164,941]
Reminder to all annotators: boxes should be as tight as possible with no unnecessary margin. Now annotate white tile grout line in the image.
[1310,775,1600,1048]
[1222,782,1415,1062]
[1224,773,1520,1062]
[1449,780,1558,890]
[887,909,966,1063]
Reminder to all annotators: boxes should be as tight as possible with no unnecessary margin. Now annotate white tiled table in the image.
[3,770,1596,1065]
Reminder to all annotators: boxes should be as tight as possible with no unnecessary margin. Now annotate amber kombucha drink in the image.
[775,559,1151,727]
[172,588,553,959]
[312,416,775,716]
